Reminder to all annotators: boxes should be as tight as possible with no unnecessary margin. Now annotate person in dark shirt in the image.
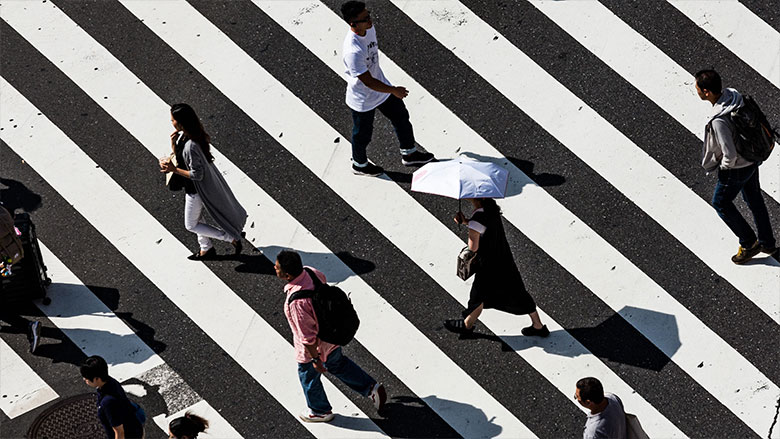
[80,355,144,439]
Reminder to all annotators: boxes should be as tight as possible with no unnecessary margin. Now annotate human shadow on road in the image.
[0,177,43,214]
[463,307,679,372]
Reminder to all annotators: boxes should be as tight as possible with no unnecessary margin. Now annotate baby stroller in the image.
[0,209,51,305]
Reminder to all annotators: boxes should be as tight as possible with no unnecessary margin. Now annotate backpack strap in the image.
[288,290,314,305]
[303,267,324,287]
[287,268,323,304]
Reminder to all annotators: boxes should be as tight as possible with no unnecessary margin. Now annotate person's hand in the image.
[454,211,467,225]
[170,131,179,151]
[312,360,327,374]
[160,159,175,173]
[391,86,409,99]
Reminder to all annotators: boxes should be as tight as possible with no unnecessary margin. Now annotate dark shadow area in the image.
[0,177,43,214]
[375,395,463,438]
[222,253,276,275]
[382,170,413,185]
[462,307,679,371]
[115,311,167,355]
[416,394,502,438]
[258,246,376,283]
[742,249,780,266]
[506,157,567,188]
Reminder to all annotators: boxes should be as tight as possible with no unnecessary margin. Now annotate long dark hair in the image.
[169,411,209,438]
[171,103,214,162]
[477,198,501,215]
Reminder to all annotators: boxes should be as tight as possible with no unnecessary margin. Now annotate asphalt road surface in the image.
[1,1,779,438]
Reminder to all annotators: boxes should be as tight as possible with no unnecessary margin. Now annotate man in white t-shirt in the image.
[340,1,435,176]
[575,377,627,439]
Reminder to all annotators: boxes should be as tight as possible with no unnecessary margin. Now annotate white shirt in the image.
[343,26,391,112]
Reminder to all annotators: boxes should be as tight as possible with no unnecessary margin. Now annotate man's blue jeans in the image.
[297,347,376,414]
[712,163,775,248]
[351,95,417,166]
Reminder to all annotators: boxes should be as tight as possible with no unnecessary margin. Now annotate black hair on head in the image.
[695,69,722,94]
[80,355,109,381]
[576,377,605,404]
[169,411,209,438]
[341,1,366,24]
[170,103,214,162]
[277,250,304,277]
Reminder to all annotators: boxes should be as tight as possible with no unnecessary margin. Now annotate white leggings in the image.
[184,193,232,251]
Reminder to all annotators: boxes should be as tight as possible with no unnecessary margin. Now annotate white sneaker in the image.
[369,383,386,411]
[28,321,41,354]
[299,410,334,423]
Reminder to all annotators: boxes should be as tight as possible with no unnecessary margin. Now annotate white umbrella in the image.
[411,157,509,200]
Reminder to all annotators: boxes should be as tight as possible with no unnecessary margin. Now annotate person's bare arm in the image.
[112,424,125,439]
[357,71,408,99]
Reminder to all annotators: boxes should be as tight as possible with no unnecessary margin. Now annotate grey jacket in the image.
[702,88,754,172]
[183,140,247,240]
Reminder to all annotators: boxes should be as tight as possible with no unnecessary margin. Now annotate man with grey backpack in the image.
[695,69,777,264]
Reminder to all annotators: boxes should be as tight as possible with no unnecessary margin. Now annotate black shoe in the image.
[521,325,550,337]
[232,232,245,255]
[28,321,41,353]
[187,247,217,261]
[444,319,474,335]
[401,151,435,166]
[352,162,384,177]
[731,242,761,264]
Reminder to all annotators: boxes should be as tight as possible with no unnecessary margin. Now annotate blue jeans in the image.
[351,95,417,165]
[712,163,775,248]
[297,347,376,414]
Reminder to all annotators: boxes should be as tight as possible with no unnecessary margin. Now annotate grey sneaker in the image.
[352,162,384,177]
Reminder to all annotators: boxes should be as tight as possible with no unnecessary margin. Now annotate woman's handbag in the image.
[457,246,480,280]
[165,152,186,191]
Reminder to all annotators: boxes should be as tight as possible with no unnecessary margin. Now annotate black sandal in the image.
[187,247,217,261]
[521,325,550,337]
[444,319,474,335]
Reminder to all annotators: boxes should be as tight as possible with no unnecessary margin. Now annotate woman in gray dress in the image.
[160,104,247,260]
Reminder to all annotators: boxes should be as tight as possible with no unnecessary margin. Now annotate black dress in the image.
[462,208,537,318]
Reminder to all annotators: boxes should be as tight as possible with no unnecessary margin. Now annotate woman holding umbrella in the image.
[445,197,548,337]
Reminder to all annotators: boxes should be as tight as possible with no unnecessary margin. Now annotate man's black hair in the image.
[576,377,605,404]
[341,1,366,24]
[80,355,110,381]
[695,69,722,94]
[277,250,303,277]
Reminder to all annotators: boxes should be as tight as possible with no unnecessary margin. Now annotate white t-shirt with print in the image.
[342,26,391,112]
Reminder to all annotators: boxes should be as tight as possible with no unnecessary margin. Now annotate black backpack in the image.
[288,268,360,346]
[729,95,777,162]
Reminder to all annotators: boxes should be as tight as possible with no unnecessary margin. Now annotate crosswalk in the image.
[1,0,778,438]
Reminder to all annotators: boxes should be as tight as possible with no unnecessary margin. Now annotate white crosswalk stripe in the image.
[1,0,778,438]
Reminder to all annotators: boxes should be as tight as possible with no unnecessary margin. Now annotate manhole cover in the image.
[27,393,104,439]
